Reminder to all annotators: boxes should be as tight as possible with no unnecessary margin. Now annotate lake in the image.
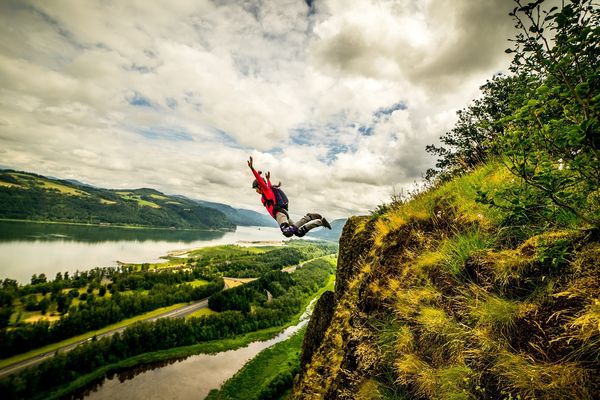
[0,221,284,284]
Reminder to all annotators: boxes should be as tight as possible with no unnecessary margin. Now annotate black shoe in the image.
[321,218,332,230]
[307,213,322,220]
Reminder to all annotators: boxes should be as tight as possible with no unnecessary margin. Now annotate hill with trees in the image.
[0,170,235,230]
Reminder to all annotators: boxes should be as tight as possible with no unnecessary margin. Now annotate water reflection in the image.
[0,222,284,283]
[72,357,187,399]
[0,220,228,243]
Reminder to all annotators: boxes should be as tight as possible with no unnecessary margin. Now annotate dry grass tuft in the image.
[395,355,476,400]
[394,353,437,398]
[492,351,591,399]
[415,306,469,363]
[391,287,441,319]
[394,325,415,355]
[466,286,523,336]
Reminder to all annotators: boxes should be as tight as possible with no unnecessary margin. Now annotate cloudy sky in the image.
[0,0,517,220]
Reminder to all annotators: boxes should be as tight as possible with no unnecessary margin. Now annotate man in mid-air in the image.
[247,156,331,237]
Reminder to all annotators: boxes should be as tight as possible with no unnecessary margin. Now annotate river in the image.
[76,297,317,400]
[0,221,283,284]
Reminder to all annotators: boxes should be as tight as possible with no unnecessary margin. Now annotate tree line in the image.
[425,0,599,234]
[192,241,339,277]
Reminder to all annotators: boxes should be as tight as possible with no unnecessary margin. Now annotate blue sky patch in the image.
[128,92,152,107]
[320,143,349,165]
[374,101,407,120]
[358,125,374,136]
[139,127,193,142]
[290,127,315,146]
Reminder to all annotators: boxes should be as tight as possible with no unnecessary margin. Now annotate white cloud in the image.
[0,0,520,221]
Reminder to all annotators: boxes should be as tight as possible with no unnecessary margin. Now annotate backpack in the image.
[271,186,289,209]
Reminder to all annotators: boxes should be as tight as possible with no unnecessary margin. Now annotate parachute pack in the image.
[271,186,288,208]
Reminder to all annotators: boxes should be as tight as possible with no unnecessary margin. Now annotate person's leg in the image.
[295,218,324,237]
[276,212,297,237]
[294,213,321,229]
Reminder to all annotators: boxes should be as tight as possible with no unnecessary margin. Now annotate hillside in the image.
[187,198,277,227]
[292,163,599,399]
[0,170,235,230]
[307,218,347,242]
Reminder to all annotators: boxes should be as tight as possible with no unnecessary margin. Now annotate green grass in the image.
[440,230,491,277]
[184,278,209,287]
[5,173,89,197]
[206,327,306,400]
[185,307,217,318]
[116,191,161,208]
[0,303,186,369]
[117,193,161,208]
[186,244,274,258]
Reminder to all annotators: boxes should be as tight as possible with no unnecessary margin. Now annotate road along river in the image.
[78,297,318,400]
[0,297,212,378]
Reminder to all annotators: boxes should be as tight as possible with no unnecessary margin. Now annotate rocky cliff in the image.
[292,164,599,399]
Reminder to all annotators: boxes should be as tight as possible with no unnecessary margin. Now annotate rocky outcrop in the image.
[299,290,335,370]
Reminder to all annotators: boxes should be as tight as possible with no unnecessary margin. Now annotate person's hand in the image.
[247,156,254,170]
[266,171,271,181]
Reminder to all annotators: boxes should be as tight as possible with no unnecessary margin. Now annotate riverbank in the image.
[0,218,236,232]
[206,327,306,400]
[0,223,286,284]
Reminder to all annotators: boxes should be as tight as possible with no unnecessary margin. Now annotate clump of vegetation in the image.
[293,1,599,398]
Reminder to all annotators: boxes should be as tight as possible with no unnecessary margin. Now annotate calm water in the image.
[78,297,317,400]
[0,221,283,284]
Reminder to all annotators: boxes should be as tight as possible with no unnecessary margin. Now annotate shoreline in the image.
[0,218,237,232]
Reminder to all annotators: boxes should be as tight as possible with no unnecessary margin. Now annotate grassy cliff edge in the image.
[292,163,599,399]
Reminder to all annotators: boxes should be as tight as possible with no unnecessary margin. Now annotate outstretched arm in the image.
[248,156,267,189]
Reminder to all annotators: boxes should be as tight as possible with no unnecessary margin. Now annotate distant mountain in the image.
[307,218,347,242]
[180,197,277,227]
[0,170,235,230]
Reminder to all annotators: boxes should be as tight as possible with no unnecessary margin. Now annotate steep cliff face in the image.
[293,164,599,399]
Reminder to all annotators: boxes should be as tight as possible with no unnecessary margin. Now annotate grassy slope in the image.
[293,162,599,399]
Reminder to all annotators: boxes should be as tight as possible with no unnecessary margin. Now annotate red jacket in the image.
[252,169,278,218]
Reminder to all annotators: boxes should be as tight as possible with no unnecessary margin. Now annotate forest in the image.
[0,241,337,358]
[0,257,335,400]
